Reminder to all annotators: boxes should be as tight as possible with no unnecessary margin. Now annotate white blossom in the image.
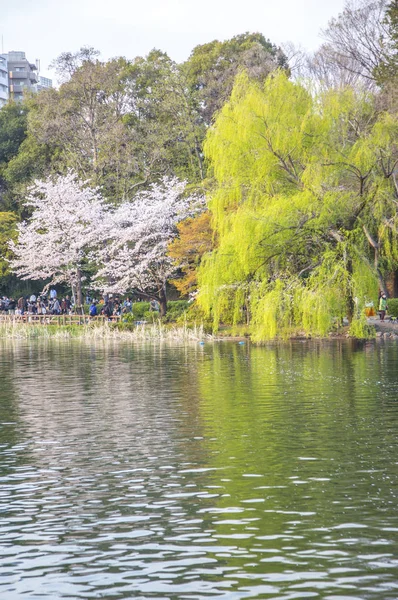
[9,171,108,300]
[94,177,204,300]
[10,172,203,313]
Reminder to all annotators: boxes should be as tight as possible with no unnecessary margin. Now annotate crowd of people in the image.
[0,290,72,315]
[0,291,160,318]
[90,297,159,318]
[89,297,134,318]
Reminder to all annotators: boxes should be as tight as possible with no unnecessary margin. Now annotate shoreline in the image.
[0,317,397,342]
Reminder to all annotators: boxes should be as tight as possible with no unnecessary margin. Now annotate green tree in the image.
[0,211,17,275]
[123,50,206,184]
[0,103,28,209]
[376,0,398,83]
[183,32,287,126]
[0,211,18,295]
[198,71,398,339]
[26,55,135,201]
[27,49,207,200]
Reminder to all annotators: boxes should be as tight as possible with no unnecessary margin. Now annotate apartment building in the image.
[0,54,8,107]
[0,51,53,107]
[38,75,53,91]
[6,51,39,101]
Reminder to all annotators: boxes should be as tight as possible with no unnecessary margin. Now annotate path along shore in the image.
[368,317,398,338]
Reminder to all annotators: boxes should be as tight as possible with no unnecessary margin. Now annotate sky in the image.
[0,0,346,80]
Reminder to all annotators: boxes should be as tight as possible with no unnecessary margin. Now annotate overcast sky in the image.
[1,0,346,80]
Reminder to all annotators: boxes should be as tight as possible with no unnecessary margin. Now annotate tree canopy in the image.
[183,32,287,125]
[376,0,398,83]
[9,172,108,310]
[198,71,398,339]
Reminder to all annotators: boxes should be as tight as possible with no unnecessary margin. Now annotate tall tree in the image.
[0,103,28,210]
[10,172,108,311]
[183,33,287,126]
[310,0,389,88]
[27,56,136,201]
[94,177,203,315]
[168,212,213,297]
[198,71,398,339]
[27,49,207,199]
[0,211,17,277]
[123,50,206,184]
[375,0,398,83]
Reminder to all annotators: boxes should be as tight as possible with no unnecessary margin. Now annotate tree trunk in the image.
[75,268,84,315]
[363,225,386,294]
[346,259,355,323]
[159,284,167,317]
[194,139,204,180]
[70,281,76,310]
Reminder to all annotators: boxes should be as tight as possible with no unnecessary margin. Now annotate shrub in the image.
[129,300,189,322]
[349,311,376,339]
[164,300,189,322]
[144,311,157,323]
[387,298,398,318]
[132,302,150,319]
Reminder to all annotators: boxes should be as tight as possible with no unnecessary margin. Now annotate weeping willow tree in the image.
[198,71,398,339]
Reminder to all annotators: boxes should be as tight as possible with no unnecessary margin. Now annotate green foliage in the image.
[375,0,398,84]
[129,300,189,322]
[131,302,150,319]
[349,310,376,339]
[3,135,55,211]
[0,211,17,276]
[0,103,28,210]
[24,50,208,198]
[163,300,189,322]
[0,100,55,211]
[386,298,398,317]
[123,310,158,324]
[183,32,287,125]
[0,103,27,165]
[124,50,206,184]
[198,71,398,340]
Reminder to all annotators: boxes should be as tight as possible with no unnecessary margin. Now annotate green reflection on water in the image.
[0,339,397,599]
[191,341,398,584]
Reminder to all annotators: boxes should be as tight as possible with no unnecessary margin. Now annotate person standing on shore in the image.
[52,298,61,315]
[17,296,25,315]
[102,301,112,320]
[379,293,388,321]
[89,300,98,318]
[8,298,16,315]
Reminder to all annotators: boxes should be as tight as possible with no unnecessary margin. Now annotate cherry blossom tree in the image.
[9,171,108,312]
[94,177,203,315]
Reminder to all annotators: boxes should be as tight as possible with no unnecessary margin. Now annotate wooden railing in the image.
[0,314,122,326]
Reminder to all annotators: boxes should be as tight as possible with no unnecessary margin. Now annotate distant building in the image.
[5,51,38,102]
[0,54,8,107]
[0,51,52,107]
[37,75,53,91]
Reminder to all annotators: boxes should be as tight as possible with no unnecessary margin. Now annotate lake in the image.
[0,339,397,599]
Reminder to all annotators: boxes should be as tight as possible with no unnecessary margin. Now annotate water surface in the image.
[0,340,397,599]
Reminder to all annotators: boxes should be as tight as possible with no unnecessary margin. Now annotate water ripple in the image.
[0,339,397,598]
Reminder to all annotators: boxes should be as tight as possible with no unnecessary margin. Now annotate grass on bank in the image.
[0,298,381,341]
[0,320,209,341]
